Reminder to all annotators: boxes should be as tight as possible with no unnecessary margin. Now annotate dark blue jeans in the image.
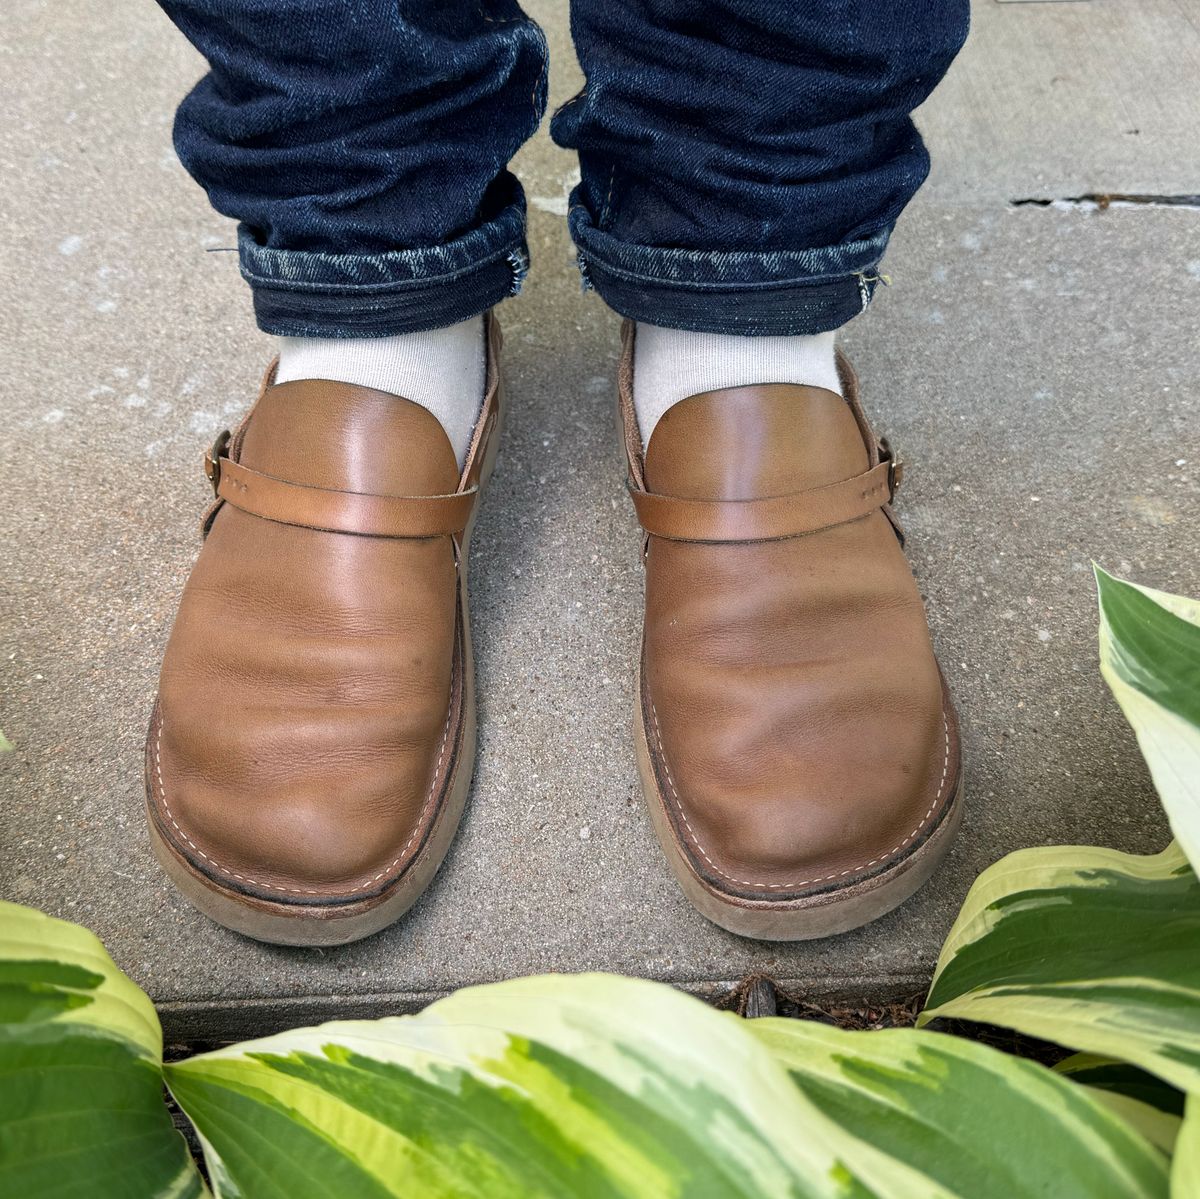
[158,1,969,337]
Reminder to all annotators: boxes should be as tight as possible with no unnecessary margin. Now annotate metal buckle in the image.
[878,437,904,501]
[204,429,231,498]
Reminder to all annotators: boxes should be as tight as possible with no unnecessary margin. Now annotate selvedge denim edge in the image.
[568,202,892,336]
[238,190,530,338]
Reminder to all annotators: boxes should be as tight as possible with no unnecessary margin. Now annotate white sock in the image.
[275,316,486,467]
[632,323,842,449]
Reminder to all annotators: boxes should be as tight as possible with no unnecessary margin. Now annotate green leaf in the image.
[1053,1054,1185,1116]
[1096,566,1200,871]
[169,972,945,1199]
[0,729,12,752]
[919,843,1200,1092]
[1173,1099,1200,1198]
[749,1019,1168,1198]
[1053,1054,1183,1154]
[0,901,205,1199]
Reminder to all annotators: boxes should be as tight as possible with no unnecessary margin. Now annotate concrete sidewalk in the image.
[2,0,1197,1039]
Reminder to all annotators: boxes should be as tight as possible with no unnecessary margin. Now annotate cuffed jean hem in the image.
[568,202,893,336]
[237,203,529,337]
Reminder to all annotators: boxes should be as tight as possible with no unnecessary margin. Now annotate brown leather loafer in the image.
[618,322,962,940]
[145,314,503,946]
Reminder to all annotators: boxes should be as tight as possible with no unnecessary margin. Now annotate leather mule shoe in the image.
[145,314,503,946]
[619,322,962,940]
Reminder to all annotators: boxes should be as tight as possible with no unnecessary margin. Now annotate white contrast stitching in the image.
[647,697,952,891]
[152,703,454,896]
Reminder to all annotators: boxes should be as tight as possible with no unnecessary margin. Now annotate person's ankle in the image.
[275,315,486,467]
[632,323,841,450]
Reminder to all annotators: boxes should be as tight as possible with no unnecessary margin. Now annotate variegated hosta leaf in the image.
[1095,566,1200,872]
[1172,1099,1199,1198]
[168,972,950,1199]
[920,843,1200,1092]
[748,1019,1169,1198]
[0,901,205,1198]
[1053,1054,1184,1154]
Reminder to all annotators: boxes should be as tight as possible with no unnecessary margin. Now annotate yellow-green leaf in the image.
[1096,567,1200,872]
[0,902,205,1198]
[1172,1099,1200,1198]
[1053,1054,1183,1154]
[919,844,1200,1092]
[169,972,935,1198]
[750,1019,1168,1197]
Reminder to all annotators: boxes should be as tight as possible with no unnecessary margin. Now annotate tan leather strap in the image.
[206,452,476,538]
[628,459,899,544]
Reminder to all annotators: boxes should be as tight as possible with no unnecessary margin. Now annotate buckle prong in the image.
[877,436,904,501]
[204,429,232,498]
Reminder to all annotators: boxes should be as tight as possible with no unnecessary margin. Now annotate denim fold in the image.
[238,191,530,337]
[569,205,892,335]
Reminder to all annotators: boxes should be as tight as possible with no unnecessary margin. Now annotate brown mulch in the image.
[718,971,1071,1067]
[717,971,924,1027]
